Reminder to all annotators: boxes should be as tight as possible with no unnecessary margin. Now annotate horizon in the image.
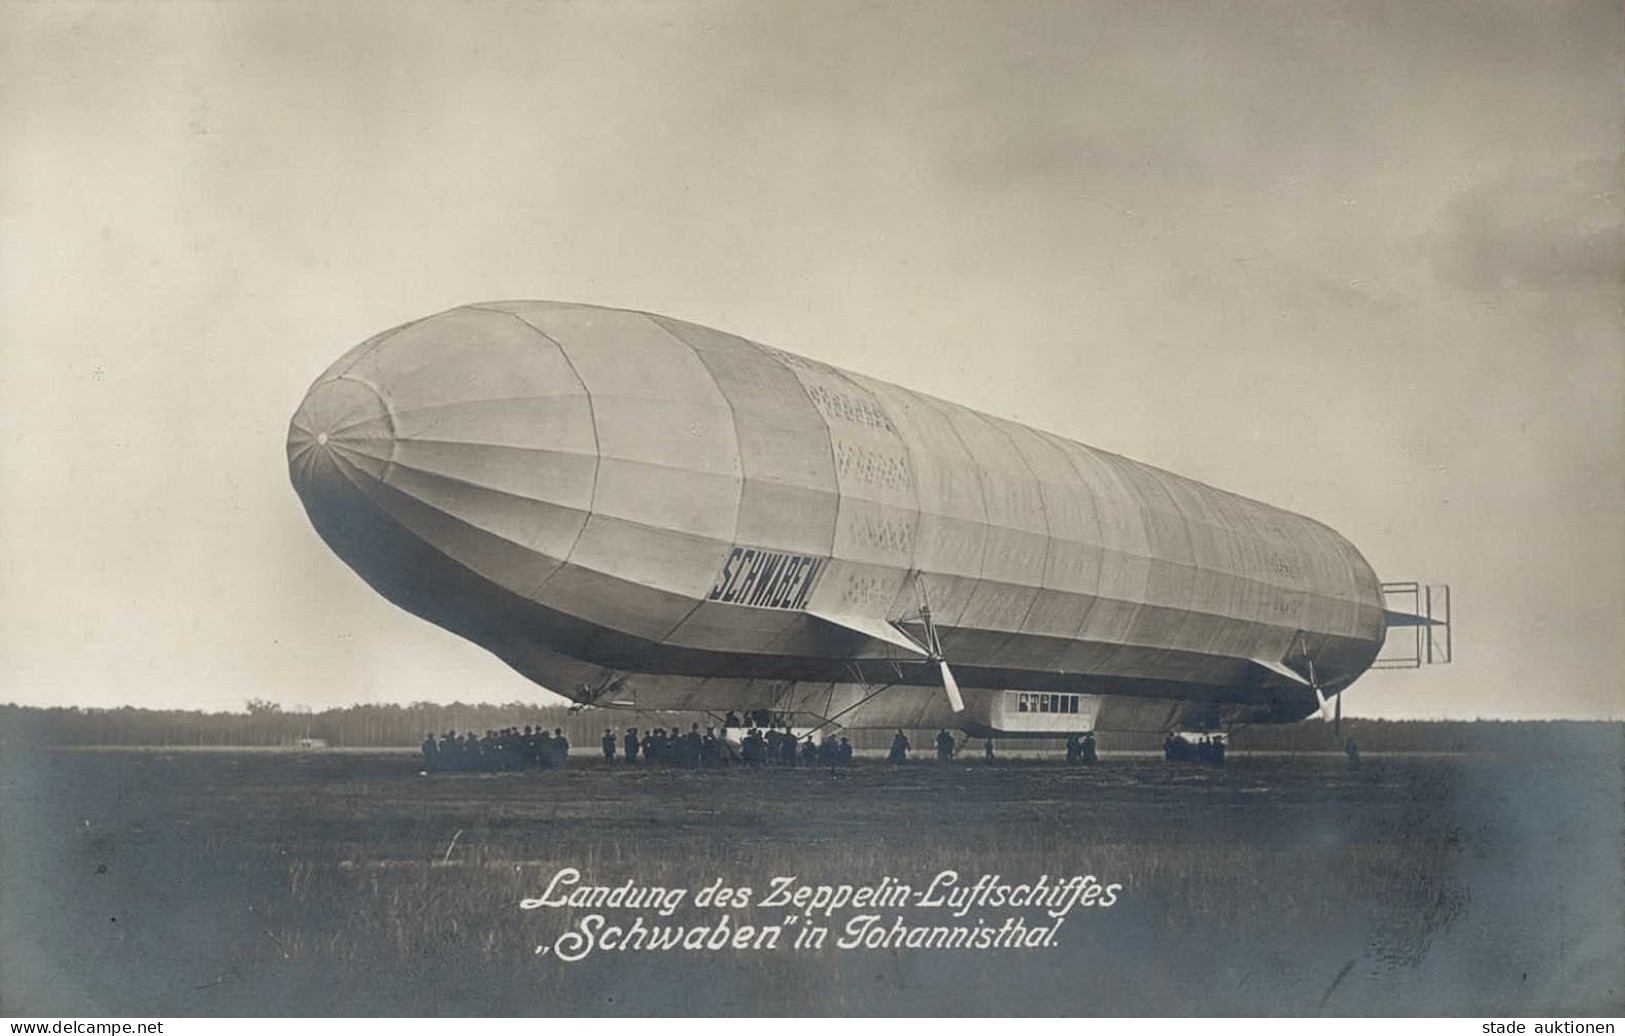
[3,696,1618,726]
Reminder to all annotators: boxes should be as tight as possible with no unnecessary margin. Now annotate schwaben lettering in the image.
[708,548,826,610]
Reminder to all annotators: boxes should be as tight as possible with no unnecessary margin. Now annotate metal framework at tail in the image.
[1375,582,1452,669]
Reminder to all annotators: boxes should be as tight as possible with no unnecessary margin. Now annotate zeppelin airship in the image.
[287,301,1446,738]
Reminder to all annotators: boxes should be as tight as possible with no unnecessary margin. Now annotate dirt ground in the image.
[2,736,1621,1016]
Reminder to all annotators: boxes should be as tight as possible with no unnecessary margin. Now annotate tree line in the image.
[0,701,1615,755]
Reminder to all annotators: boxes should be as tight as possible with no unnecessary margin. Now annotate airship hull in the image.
[288,302,1386,733]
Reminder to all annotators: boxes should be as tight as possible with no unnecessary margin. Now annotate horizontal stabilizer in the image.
[806,610,929,657]
[1384,609,1445,627]
[1250,657,1311,686]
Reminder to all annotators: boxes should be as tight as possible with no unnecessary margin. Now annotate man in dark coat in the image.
[888,731,911,763]
[819,734,841,765]
[741,728,766,765]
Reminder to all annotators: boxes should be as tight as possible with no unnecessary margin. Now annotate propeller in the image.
[938,659,965,713]
[1307,657,1332,723]
[908,578,965,713]
[1303,656,1343,737]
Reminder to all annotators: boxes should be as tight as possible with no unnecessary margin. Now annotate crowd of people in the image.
[606,723,856,768]
[419,721,1172,772]
[421,727,570,771]
[1065,732,1098,764]
[1163,732,1226,765]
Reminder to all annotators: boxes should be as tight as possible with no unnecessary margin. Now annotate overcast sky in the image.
[2,0,1619,719]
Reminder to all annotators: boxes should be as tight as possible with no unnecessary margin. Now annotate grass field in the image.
[3,733,1621,1016]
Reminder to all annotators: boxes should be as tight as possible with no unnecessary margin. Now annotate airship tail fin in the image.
[1375,582,1453,668]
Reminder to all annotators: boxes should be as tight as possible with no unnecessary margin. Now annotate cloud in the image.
[1429,155,1623,291]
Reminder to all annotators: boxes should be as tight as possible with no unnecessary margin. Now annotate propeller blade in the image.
[1313,684,1332,723]
[940,660,965,713]
[1334,691,1342,737]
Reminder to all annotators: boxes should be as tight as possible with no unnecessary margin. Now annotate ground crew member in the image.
[820,734,840,765]
[623,727,639,763]
[552,728,569,768]
[935,729,955,761]
[889,730,911,763]
[602,728,616,763]
[421,733,440,771]
[984,738,995,763]
[839,736,854,765]
[741,728,766,765]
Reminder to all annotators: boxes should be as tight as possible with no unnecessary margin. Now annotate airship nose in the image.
[287,375,396,490]
[286,305,603,607]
